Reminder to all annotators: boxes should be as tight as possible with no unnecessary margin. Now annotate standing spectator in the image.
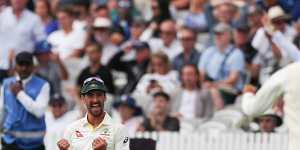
[89,17,119,65]
[0,0,46,84]
[44,94,81,150]
[34,40,69,97]
[251,6,296,84]
[142,20,182,61]
[0,52,50,149]
[113,95,143,137]
[47,7,87,59]
[198,22,245,109]
[77,43,115,94]
[34,0,59,35]
[108,41,151,94]
[172,27,201,71]
[139,92,180,132]
[172,64,214,120]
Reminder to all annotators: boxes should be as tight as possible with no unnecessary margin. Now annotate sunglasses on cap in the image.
[83,77,104,85]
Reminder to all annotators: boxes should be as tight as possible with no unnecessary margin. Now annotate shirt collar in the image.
[217,44,234,54]
[83,112,113,128]
[16,74,33,86]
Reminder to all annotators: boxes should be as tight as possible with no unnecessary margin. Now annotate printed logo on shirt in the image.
[75,130,83,137]
[123,137,129,144]
[100,128,111,136]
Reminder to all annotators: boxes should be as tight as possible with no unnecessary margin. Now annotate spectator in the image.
[108,41,151,94]
[293,18,300,49]
[89,17,119,65]
[34,40,69,97]
[254,110,283,133]
[130,17,146,41]
[251,6,296,84]
[247,6,264,37]
[139,92,180,132]
[0,52,50,149]
[199,22,245,109]
[34,0,59,35]
[172,64,214,120]
[233,23,259,86]
[183,0,208,32]
[173,27,201,71]
[149,0,171,24]
[44,94,81,150]
[142,20,182,61]
[77,43,115,94]
[133,52,179,113]
[113,95,143,137]
[71,0,91,32]
[47,7,87,59]
[0,0,46,84]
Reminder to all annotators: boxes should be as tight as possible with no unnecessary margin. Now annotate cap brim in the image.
[80,84,107,95]
[254,114,283,127]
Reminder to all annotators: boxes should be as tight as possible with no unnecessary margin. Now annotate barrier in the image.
[134,132,289,150]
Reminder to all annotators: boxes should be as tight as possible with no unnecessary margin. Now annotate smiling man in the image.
[57,77,129,150]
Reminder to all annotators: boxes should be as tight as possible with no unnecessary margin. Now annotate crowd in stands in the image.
[1,0,300,149]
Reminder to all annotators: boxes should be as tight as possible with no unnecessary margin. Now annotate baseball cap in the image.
[213,22,232,33]
[234,23,250,33]
[132,41,150,50]
[34,40,52,54]
[114,95,143,116]
[16,52,34,65]
[93,17,112,29]
[80,77,108,95]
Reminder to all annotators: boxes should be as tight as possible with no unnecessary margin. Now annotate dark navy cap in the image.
[34,41,52,54]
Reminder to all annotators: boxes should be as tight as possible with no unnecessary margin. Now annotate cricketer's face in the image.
[82,90,106,117]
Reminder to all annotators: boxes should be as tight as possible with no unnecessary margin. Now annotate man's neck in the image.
[13,8,23,19]
[87,112,105,128]
[63,27,72,34]
[184,85,197,91]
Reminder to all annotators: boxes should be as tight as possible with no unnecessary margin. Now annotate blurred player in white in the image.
[57,77,129,150]
[242,62,300,150]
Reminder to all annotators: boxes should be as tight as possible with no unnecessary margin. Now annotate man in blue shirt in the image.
[0,52,50,150]
[198,23,245,109]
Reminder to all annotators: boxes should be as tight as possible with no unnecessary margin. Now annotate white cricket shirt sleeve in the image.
[114,125,130,150]
[16,82,50,118]
[272,31,300,62]
[242,66,287,116]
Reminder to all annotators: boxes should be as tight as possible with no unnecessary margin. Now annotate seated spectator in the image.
[113,95,143,137]
[139,92,180,132]
[173,27,201,71]
[47,7,87,59]
[183,0,208,32]
[253,110,283,133]
[172,64,214,120]
[44,94,81,150]
[77,43,115,94]
[141,19,182,61]
[198,22,245,109]
[108,41,151,94]
[34,40,69,97]
[133,52,179,113]
[34,0,58,35]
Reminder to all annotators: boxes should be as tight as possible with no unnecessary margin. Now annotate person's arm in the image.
[16,82,50,118]
[271,31,300,62]
[242,65,287,117]
[115,126,130,150]
[52,53,69,80]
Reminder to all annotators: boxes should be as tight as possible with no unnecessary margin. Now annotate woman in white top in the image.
[133,52,180,113]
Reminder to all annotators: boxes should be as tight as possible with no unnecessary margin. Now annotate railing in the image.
[133,132,289,150]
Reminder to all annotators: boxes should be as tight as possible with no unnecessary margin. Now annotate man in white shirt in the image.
[0,52,50,149]
[57,77,129,150]
[47,7,86,59]
[242,62,300,150]
[0,0,46,83]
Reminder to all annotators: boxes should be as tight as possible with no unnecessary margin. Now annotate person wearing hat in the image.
[57,77,129,150]
[108,41,151,94]
[0,52,50,149]
[44,94,81,150]
[113,95,143,137]
[253,110,283,133]
[91,17,119,65]
[34,40,69,97]
[198,22,245,109]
